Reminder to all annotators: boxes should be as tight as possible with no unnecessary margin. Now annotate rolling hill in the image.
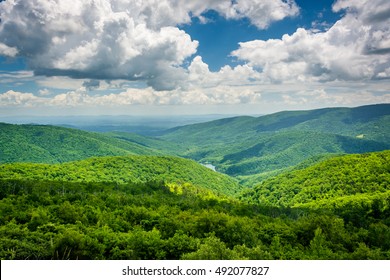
[0,123,164,164]
[0,155,242,196]
[159,104,390,180]
[161,104,390,143]
[104,131,187,156]
[1,104,389,183]
[0,151,389,260]
[0,105,389,260]
[241,150,390,208]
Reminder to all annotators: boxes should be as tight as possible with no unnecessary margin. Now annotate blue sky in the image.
[0,0,389,116]
[182,0,342,71]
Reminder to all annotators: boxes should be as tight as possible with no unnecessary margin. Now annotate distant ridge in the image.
[159,104,390,180]
[1,104,389,182]
[0,123,161,164]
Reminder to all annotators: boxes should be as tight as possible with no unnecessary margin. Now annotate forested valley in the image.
[0,104,389,260]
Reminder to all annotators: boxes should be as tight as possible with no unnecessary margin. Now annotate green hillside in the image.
[159,104,390,180]
[0,128,389,259]
[0,155,242,196]
[1,155,389,260]
[219,131,388,176]
[0,123,162,164]
[162,104,390,143]
[1,104,388,182]
[242,150,390,208]
[104,131,186,156]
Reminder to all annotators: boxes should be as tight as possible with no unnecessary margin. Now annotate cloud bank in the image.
[232,0,390,83]
[0,0,389,114]
[0,0,298,90]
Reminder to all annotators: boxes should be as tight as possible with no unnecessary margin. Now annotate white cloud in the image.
[0,0,198,91]
[231,0,390,84]
[300,88,390,106]
[0,42,18,57]
[107,0,299,29]
[187,55,262,88]
[38,88,50,96]
[1,0,388,114]
[0,71,34,83]
[37,76,86,90]
[0,0,299,91]
[50,88,92,106]
[223,0,299,29]
[1,83,388,115]
[0,90,43,106]
[71,85,261,106]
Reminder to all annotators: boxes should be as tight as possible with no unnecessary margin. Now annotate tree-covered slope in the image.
[219,131,389,177]
[2,104,388,181]
[159,104,390,179]
[0,155,242,196]
[162,104,390,143]
[0,123,162,164]
[1,170,389,260]
[104,131,187,156]
[242,150,390,208]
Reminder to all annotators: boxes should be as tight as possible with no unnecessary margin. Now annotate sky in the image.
[0,0,389,116]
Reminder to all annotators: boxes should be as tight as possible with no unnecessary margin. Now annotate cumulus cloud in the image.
[187,56,262,88]
[2,0,387,114]
[0,42,17,56]
[283,88,390,106]
[231,0,390,83]
[3,85,388,114]
[38,88,50,96]
[0,0,299,91]
[105,0,299,29]
[0,0,198,91]
[220,0,299,29]
[59,86,261,107]
[0,90,43,106]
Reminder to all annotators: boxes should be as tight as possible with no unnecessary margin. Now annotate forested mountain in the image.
[0,150,389,260]
[159,104,390,180]
[104,131,187,156]
[0,155,242,196]
[0,123,163,164]
[242,150,390,209]
[1,104,389,182]
[162,104,390,142]
[0,104,389,260]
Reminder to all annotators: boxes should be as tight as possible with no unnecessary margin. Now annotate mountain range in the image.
[158,104,390,182]
[1,104,389,183]
[0,103,389,260]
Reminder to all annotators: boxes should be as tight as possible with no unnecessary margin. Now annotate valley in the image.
[0,104,389,260]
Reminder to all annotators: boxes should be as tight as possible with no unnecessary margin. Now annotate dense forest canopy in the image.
[0,104,389,260]
[0,155,242,196]
[2,105,389,183]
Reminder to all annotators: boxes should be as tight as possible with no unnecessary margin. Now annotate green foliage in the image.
[0,175,389,260]
[0,123,162,164]
[0,155,242,196]
[0,105,389,260]
[159,104,390,180]
[2,104,389,181]
[105,131,187,156]
[181,234,245,260]
[242,150,390,208]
